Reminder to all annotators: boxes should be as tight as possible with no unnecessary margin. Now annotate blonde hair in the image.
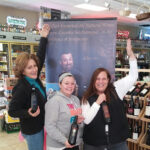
[13,52,40,79]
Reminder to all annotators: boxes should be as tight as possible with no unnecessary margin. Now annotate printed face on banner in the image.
[45,19,117,98]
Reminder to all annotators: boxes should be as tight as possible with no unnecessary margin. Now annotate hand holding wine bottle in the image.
[96,93,106,105]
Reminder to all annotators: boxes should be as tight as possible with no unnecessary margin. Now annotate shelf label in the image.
[13,36,26,40]
[0,35,6,39]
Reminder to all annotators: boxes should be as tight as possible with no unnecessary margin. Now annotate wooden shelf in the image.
[115,68,150,73]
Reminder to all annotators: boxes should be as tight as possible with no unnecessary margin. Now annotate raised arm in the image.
[114,39,138,100]
[37,24,50,73]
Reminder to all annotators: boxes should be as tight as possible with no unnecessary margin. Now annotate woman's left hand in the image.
[39,24,50,38]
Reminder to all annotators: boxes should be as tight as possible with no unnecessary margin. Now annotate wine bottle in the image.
[128,119,133,138]
[134,97,140,116]
[146,123,150,145]
[132,83,147,96]
[139,87,150,97]
[127,85,137,95]
[127,96,134,115]
[101,101,111,124]
[145,96,150,119]
[132,121,139,140]
[68,116,79,145]
[31,86,38,113]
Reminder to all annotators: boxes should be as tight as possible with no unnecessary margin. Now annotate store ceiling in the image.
[0,0,150,27]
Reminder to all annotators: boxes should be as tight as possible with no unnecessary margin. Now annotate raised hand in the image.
[39,24,50,38]
[126,39,136,59]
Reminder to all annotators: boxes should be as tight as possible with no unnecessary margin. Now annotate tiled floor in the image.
[0,131,28,150]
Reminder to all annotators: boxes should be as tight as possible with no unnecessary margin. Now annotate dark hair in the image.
[82,68,115,104]
[13,52,40,79]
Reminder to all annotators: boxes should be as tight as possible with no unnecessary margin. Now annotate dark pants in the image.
[63,146,79,150]
[83,141,128,150]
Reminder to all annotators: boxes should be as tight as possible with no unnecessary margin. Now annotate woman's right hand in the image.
[65,140,74,148]
[96,93,106,105]
[28,106,40,117]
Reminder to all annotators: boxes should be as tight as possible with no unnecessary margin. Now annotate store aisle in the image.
[0,131,28,150]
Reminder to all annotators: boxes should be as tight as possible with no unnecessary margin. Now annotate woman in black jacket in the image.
[8,24,50,150]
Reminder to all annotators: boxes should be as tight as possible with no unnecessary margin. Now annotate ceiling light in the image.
[75,3,108,11]
[127,13,137,18]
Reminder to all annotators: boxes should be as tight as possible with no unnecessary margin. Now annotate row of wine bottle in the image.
[127,83,149,97]
[124,95,150,118]
[128,119,150,146]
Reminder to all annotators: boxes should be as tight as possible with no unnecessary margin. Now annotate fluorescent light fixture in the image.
[127,13,137,18]
[75,3,108,11]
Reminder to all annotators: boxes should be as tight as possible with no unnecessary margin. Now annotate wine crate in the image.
[5,122,20,133]
[3,110,20,123]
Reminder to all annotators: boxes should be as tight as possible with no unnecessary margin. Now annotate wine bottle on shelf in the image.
[101,101,111,124]
[146,123,150,145]
[126,84,137,95]
[31,86,38,113]
[127,96,134,115]
[145,96,150,119]
[134,97,140,116]
[132,121,139,140]
[132,83,147,96]
[128,119,133,138]
[68,116,79,145]
[139,87,150,97]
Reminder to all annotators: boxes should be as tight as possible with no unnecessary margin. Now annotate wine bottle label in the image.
[141,89,148,94]
[132,132,138,140]
[128,108,134,115]
[129,86,135,92]
[134,109,140,116]
[145,106,150,116]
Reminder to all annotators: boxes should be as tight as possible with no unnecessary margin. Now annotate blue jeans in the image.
[84,141,128,150]
[22,129,44,150]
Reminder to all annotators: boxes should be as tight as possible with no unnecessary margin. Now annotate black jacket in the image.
[83,89,129,146]
[8,37,48,135]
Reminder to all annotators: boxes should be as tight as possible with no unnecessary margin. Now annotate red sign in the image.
[117,30,129,39]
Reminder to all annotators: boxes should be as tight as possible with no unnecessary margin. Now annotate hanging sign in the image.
[7,16,27,27]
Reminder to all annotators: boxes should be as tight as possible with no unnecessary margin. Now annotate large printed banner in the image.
[45,18,117,97]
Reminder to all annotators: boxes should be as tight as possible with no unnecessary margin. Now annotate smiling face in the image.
[59,76,76,97]
[23,59,38,79]
[95,71,109,94]
[60,53,73,72]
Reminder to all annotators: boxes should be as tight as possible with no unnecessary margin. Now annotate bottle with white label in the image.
[134,97,140,116]
[132,121,139,140]
[145,96,150,119]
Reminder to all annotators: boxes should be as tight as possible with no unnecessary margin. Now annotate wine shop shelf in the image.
[139,133,150,149]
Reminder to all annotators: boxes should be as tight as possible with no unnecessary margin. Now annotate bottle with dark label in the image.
[134,97,140,116]
[127,96,134,115]
[145,96,150,119]
[31,86,38,113]
[146,123,150,145]
[128,119,133,138]
[68,116,79,145]
[101,101,111,124]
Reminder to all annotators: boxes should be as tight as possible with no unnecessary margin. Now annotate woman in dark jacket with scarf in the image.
[8,24,50,150]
